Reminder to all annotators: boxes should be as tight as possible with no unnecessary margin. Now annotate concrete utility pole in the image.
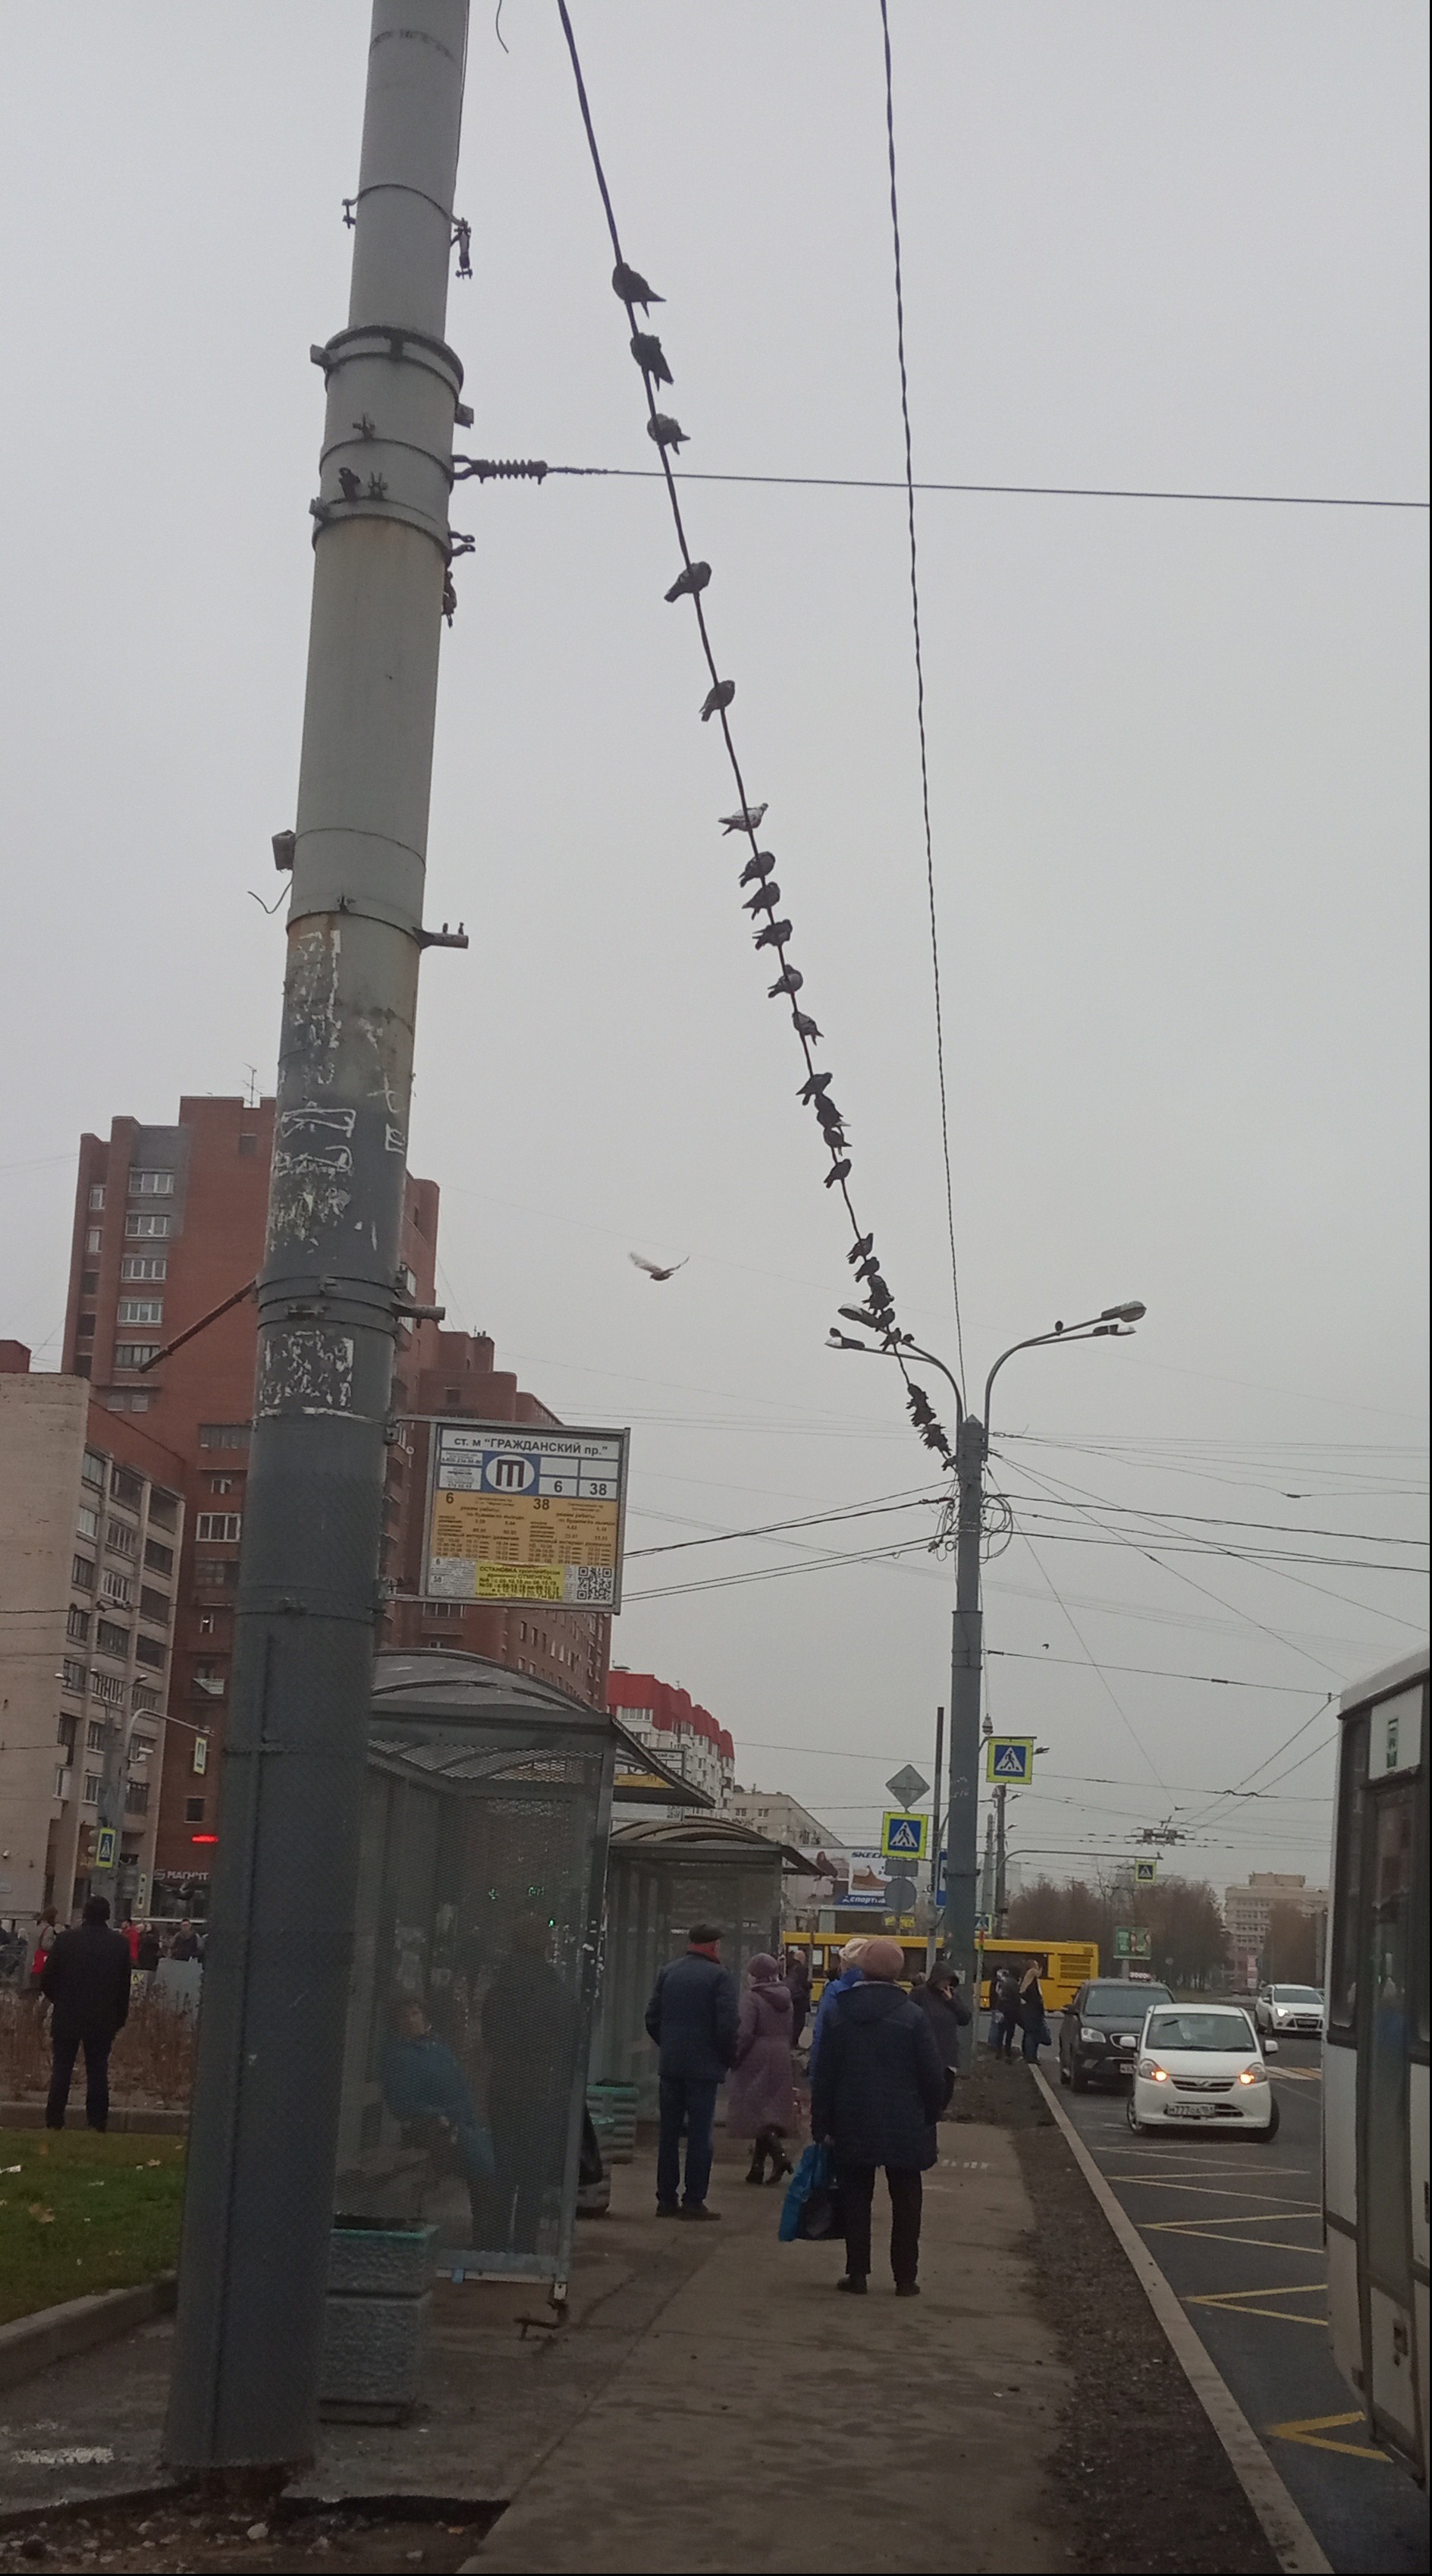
[165,0,469,2471]
[944,1415,984,2019]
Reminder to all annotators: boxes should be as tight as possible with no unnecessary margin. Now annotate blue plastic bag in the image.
[778,2141,842,2243]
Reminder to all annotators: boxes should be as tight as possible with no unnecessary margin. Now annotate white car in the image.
[1126,2001,1280,2141]
[1253,1982,1324,2037]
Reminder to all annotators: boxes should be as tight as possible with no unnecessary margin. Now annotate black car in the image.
[1057,1978,1175,2091]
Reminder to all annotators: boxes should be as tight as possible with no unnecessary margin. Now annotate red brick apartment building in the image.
[58,1098,609,1915]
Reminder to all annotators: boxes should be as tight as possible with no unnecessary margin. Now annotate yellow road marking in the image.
[1144,2210,1320,2231]
[1264,2412,1390,2462]
[1152,2228,1326,2252]
[1106,2176,1318,2206]
[1185,2282,1327,2325]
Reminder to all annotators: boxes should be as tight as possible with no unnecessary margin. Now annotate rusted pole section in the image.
[165,0,469,2470]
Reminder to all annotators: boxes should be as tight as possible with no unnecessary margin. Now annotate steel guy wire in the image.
[537,464,1429,510]
[555,0,956,1473]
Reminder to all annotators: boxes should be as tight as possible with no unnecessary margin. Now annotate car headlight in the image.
[1237,2065,1270,2086]
[1080,2027,1106,2044]
[1137,2057,1168,2081]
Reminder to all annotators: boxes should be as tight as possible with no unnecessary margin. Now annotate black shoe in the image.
[655,2201,681,2218]
[766,2154,793,2184]
[836,2273,868,2295]
[895,2281,921,2298]
[679,2202,721,2221]
[745,2154,767,2185]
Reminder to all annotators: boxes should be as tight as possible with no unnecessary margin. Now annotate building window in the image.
[90,1670,125,1706]
[149,1490,178,1531]
[117,1297,164,1326]
[77,1504,99,1540]
[72,1555,96,1591]
[101,1570,133,1607]
[207,1474,237,1495]
[199,1423,250,1450]
[62,1657,86,1695]
[81,1449,106,1489]
[133,1635,166,1670]
[195,1557,240,1591]
[106,1519,137,1557]
[88,1184,105,1211]
[132,1684,160,1714]
[124,1780,150,1814]
[130,1170,175,1196]
[125,1212,172,1239]
[121,1255,167,1282]
[143,1538,174,1577]
[196,1513,242,1543]
[86,1718,108,1752]
[55,1766,71,1800]
[86,1227,102,1255]
[139,1585,169,1625]
[111,1470,143,1509]
[238,1133,259,1155]
[114,1343,160,1371]
[185,1798,206,1824]
[58,1715,77,1755]
[193,1667,226,1699]
[101,1390,151,1412]
[198,1611,218,1635]
[67,1604,90,1642]
[96,1617,130,1657]
[83,1774,102,1806]
[81,1271,99,1296]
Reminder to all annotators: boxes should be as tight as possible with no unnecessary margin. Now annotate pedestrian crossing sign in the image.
[880,1810,929,1861]
[985,1736,1035,1783]
[93,1825,118,1868]
[1134,1857,1157,1886]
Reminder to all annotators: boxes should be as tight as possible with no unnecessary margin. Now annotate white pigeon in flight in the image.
[630,1252,689,1283]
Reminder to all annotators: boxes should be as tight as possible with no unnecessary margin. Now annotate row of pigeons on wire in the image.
[607,254,956,1475]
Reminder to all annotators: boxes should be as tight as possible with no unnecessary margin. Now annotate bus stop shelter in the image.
[591,1816,796,2107]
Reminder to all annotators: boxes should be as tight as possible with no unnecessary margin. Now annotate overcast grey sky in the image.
[2,3,1426,1893]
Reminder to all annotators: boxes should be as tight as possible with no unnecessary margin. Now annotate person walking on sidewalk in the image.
[1018,1959,1050,2063]
[810,1935,947,2298]
[728,1952,797,2185]
[806,1937,869,2081]
[991,1962,1021,2059]
[913,1962,971,2109]
[784,1948,812,2047]
[39,1896,132,2131]
[645,1921,739,2220]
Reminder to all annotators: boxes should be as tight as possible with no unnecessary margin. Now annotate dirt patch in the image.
[0,2497,504,2574]
[1010,2103,1278,2576]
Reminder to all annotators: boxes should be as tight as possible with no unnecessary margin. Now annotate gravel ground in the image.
[0,2500,500,2574]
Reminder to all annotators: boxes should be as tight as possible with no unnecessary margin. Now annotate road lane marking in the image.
[1144,2210,1321,2230]
[1105,2175,1318,2204]
[1149,2229,1326,2252]
[1186,2283,1327,2326]
[1265,2414,1391,2463]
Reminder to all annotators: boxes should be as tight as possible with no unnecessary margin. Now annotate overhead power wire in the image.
[555,1,958,1473]
[530,466,1430,511]
[877,0,964,1381]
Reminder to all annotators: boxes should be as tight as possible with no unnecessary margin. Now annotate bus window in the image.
[1330,1712,1368,2034]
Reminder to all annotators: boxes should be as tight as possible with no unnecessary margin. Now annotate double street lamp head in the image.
[1102,1300,1147,1324]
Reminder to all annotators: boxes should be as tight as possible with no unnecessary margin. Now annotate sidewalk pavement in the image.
[2,2123,1067,2574]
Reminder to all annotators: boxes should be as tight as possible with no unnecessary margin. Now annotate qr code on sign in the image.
[564,1565,614,1604]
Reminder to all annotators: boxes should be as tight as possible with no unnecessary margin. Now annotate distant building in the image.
[1223,1871,1328,1965]
[725,1787,835,1854]
[0,1350,184,1926]
[608,1671,734,1811]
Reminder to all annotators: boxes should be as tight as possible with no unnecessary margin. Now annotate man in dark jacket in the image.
[40,1896,133,2131]
[810,1934,946,2296]
[913,1962,972,2106]
[644,1922,739,2219]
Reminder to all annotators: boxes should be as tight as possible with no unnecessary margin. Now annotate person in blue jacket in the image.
[382,1994,493,2241]
[644,1922,739,2219]
[806,1938,869,2081]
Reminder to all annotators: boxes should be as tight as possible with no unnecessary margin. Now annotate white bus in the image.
[1324,1646,1428,2481]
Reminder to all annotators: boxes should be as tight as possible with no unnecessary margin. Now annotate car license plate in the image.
[1167,2101,1214,2119]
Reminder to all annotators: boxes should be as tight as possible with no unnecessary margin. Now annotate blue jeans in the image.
[1021,2023,1044,2062]
[657,2075,718,2208]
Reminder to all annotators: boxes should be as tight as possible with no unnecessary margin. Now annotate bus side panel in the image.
[1324,2043,1358,2235]
[1412,2056,1429,2482]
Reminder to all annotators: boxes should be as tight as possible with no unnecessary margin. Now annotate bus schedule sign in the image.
[423,1422,630,1611]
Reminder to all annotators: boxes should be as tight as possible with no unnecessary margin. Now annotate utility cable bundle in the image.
[555,1,955,1471]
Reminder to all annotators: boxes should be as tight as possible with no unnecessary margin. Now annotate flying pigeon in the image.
[613,262,663,313]
[700,680,735,721]
[739,851,775,886]
[630,1251,688,1282]
[630,331,673,385]
[647,414,687,452]
[720,804,767,835]
[752,919,792,951]
[665,561,711,603]
[337,467,363,501]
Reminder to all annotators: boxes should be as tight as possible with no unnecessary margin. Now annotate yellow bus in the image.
[781,1929,929,2003]
[977,1937,1098,2015]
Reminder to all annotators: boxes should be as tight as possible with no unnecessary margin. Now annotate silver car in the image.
[1253,1981,1324,2036]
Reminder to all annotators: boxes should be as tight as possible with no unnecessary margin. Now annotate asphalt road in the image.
[1050,2035,1428,2576]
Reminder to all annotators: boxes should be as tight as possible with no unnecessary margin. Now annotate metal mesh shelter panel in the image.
[335,1668,614,2291]
[592,1836,785,2110]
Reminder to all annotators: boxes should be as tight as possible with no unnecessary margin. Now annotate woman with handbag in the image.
[1018,1959,1050,2062]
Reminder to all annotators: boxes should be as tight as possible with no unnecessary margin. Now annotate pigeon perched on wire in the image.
[752,919,792,951]
[720,804,767,835]
[613,262,663,313]
[700,680,735,722]
[739,851,776,886]
[847,1233,875,1264]
[630,331,673,385]
[799,1072,833,1104]
[792,1012,822,1041]
[823,1159,853,1189]
[768,966,803,997]
[743,882,780,914]
[665,562,711,603]
[647,414,687,452]
[629,1251,689,1282]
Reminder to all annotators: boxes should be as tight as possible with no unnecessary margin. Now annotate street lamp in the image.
[829,1296,1146,2031]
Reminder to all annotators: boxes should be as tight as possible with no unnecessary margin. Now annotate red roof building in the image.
[607,1670,734,1811]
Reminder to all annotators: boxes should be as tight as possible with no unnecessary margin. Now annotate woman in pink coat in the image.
[727,1953,797,2184]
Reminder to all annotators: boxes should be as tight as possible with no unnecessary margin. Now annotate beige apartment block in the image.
[0,1356,184,1930]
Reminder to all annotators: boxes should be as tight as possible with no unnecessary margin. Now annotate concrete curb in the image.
[0,2103,187,2135]
[0,2276,176,2394]
[1032,2066,1330,2576]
